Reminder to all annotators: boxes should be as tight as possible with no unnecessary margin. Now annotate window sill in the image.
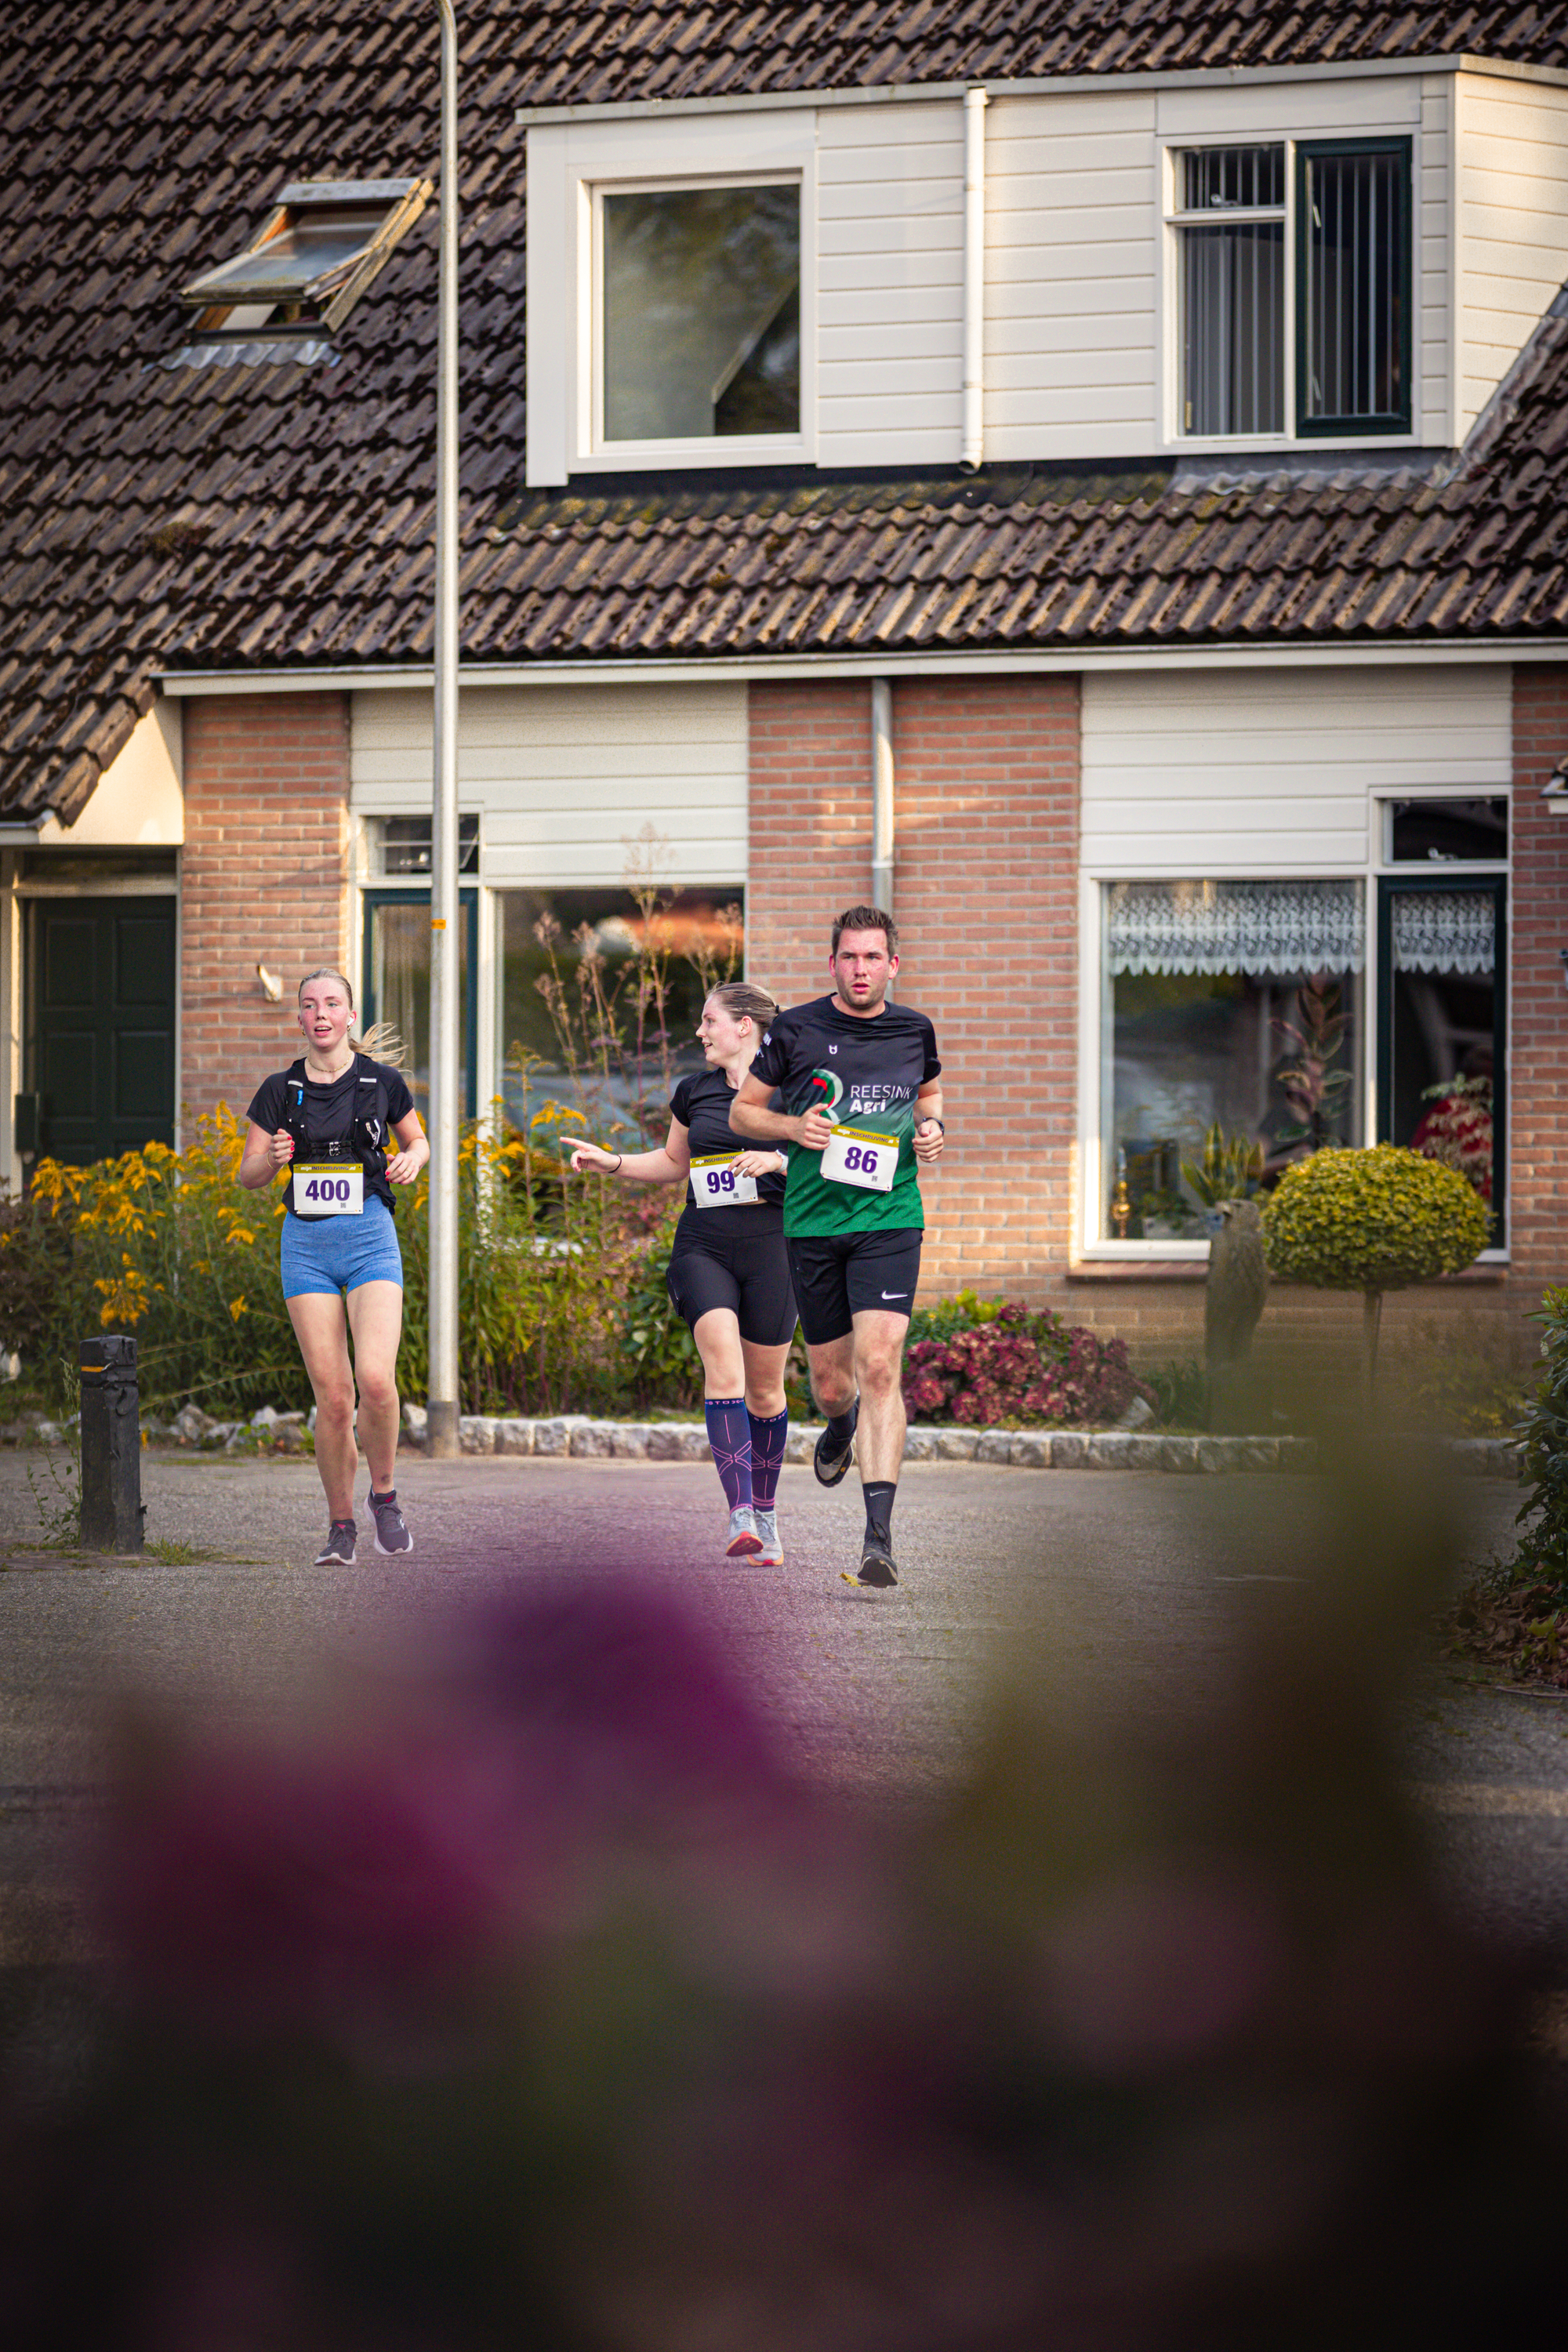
[1066,1259,1512,1286]
[573,437,809,474]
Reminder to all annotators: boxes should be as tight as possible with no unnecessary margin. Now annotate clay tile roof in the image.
[3,2,1568,822]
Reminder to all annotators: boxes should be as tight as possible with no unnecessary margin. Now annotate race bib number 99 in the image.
[690,1154,759,1207]
[296,1163,364,1216]
[821,1125,898,1193]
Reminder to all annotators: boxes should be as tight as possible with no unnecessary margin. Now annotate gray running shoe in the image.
[369,1490,412,1556]
[314,1519,358,1566]
[813,1400,858,1488]
[753,1508,783,1566]
[843,1534,898,1589]
[725,1506,763,1558]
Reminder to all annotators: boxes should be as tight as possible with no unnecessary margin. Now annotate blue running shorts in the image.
[281,1196,404,1299]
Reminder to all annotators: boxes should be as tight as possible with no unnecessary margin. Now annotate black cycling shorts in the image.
[786,1228,924,1348]
[666,1215,798,1347]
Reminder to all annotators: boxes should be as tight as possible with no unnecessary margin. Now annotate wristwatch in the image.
[919,1116,946,1132]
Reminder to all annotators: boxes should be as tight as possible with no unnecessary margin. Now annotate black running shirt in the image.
[748,995,941,1236]
[670,1065,786,1241]
[247,1058,415,1214]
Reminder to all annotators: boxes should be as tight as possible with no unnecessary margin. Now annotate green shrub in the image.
[1513,1286,1568,1592]
[1262,1145,1489,1293]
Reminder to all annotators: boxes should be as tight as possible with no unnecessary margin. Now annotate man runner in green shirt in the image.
[731,905,944,1588]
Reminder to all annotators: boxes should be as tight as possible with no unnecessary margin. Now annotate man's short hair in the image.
[831,903,898,957]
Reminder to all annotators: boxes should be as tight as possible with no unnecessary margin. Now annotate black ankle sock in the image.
[826,1401,858,1446]
[863,1480,897,1545]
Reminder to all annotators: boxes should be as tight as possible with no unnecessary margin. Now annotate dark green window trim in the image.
[1295,136,1413,439]
[1375,873,1505,1249]
[361,887,480,1121]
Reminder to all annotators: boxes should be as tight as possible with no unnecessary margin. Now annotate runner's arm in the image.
[565,1119,691,1185]
[731,1072,826,1149]
[238,1120,293,1189]
[913,1080,946,1163]
[385,1109,430,1186]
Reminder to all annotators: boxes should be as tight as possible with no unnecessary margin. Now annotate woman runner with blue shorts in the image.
[239,967,429,1566]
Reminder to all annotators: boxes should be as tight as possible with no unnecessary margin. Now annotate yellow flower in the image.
[228,1296,248,1321]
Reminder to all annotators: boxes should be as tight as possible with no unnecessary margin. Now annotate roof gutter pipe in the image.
[426,0,461,1459]
[870,677,894,932]
[960,85,988,474]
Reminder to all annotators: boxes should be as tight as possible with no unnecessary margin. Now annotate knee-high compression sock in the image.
[862,1479,897,1548]
[748,1406,788,1511]
[705,1396,753,1512]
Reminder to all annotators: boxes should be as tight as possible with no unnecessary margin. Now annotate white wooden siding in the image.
[983,93,1158,459]
[815,101,963,466]
[1456,71,1568,438]
[350,684,748,888]
[1421,74,1454,445]
[1080,666,1511,873]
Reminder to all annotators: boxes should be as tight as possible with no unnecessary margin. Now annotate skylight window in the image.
[179,179,431,340]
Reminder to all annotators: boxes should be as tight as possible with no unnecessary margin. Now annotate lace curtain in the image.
[1106,880,1365,976]
[1390,888,1495,975]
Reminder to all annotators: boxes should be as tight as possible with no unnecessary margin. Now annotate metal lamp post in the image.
[426,0,461,1456]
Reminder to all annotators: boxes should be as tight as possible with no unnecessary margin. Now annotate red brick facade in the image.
[180,693,350,1124]
[747,674,1080,1305]
[1509,664,1568,1300]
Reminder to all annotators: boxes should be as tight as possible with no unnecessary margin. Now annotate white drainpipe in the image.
[870,677,894,921]
[961,85,988,473]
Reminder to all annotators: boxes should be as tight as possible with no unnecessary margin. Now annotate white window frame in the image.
[527,115,818,485]
[1159,130,1419,452]
[1078,783,1510,1262]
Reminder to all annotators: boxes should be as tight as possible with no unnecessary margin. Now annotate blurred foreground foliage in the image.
[4,1446,1567,2350]
[1445,1285,1568,1684]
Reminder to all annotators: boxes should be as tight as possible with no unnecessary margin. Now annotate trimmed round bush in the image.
[1262,1144,1489,1292]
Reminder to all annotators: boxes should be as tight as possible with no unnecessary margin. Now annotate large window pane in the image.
[1301,144,1408,429]
[603,185,800,441]
[1178,145,1283,437]
[497,887,743,1133]
[1103,880,1363,1240]
[1385,881,1501,1212]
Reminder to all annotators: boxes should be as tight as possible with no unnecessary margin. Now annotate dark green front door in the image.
[27,898,176,1163]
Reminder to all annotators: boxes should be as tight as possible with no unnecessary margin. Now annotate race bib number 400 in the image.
[690,1154,759,1207]
[295,1163,364,1216]
[820,1125,898,1194]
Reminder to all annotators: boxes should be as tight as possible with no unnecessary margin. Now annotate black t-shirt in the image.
[749,995,942,1236]
[669,1063,785,1241]
[247,1057,416,1215]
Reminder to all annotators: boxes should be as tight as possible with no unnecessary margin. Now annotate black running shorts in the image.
[786,1228,924,1348]
[666,1216,798,1347]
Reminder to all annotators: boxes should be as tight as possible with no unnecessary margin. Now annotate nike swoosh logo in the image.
[881,1290,908,1300]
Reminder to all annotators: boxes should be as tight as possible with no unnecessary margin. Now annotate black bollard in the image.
[79,1335,143,1553]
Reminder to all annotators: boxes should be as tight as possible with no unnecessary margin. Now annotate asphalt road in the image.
[0,1448,1563,1973]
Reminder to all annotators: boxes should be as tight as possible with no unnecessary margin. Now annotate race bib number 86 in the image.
[821,1125,898,1194]
[296,1163,364,1216]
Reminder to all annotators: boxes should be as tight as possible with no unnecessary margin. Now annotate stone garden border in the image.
[402,1408,1519,1480]
[0,1408,1518,1479]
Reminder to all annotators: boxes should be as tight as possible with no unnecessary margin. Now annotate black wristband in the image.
[920,1116,946,1133]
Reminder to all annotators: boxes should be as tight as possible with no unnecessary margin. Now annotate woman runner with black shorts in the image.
[239,967,430,1567]
[565,982,797,1564]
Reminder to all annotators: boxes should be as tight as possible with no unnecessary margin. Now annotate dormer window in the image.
[1170,137,1411,442]
[179,178,431,342]
[600,181,801,443]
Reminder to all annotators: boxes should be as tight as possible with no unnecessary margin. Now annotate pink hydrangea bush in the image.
[903,1301,1150,1428]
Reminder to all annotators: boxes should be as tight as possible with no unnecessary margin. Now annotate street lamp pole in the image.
[426,0,461,1457]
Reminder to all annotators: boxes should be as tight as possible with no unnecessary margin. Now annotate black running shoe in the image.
[843,1534,898,1589]
[813,1402,858,1488]
[315,1519,358,1566]
[369,1490,413,1556]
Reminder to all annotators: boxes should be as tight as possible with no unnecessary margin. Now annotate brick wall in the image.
[747,675,1080,1305]
[1510,663,1568,1305]
[180,693,350,1122]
